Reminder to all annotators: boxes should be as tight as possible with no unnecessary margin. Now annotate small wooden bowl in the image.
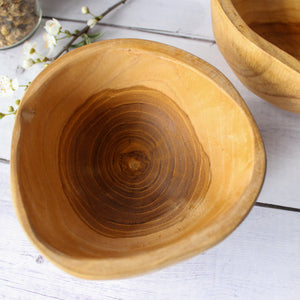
[211,0,300,113]
[11,39,265,279]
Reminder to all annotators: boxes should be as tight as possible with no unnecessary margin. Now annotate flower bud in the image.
[22,58,35,69]
[87,18,97,28]
[7,106,14,112]
[81,6,89,14]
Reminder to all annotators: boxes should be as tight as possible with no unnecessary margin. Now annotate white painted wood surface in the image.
[0,0,300,298]
[40,0,215,41]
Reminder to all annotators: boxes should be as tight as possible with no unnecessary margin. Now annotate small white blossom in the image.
[22,58,35,69]
[43,32,57,54]
[81,6,89,14]
[44,18,61,36]
[23,42,37,58]
[87,18,97,28]
[0,76,19,98]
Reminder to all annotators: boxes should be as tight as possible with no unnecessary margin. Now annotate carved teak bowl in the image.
[211,0,300,113]
[11,39,265,279]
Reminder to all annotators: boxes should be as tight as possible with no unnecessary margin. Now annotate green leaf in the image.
[69,41,86,48]
[82,34,91,45]
[87,32,102,38]
[64,30,72,37]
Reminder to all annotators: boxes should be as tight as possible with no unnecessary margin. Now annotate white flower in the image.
[43,32,57,54]
[81,6,89,14]
[23,41,37,58]
[22,58,35,69]
[87,18,97,28]
[0,76,19,98]
[44,18,61,36]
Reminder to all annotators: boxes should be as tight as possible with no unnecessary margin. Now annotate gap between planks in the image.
[255,202,300,213]
[0,158,9,164]
[42,15,216,44]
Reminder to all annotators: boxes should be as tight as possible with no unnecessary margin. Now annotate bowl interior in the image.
[12,40,264,277]
[59,86,211,239]
[232,0,300,60]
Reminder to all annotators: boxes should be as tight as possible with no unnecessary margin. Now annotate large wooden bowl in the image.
[211,0,300,113]
[11,39,265,279]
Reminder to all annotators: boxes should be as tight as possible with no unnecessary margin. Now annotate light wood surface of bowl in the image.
[211,0,300,113]
[11,39,265,279]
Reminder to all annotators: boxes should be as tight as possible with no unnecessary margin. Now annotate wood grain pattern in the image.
[211,0,300,113]
[10,39,265,279]
[59,87,211,238]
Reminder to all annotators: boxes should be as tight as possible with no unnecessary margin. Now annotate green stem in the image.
[0,111,16,118]
[36,52,46,59]
[96,0,127,20]
[89,12,97,18]
[56,35,71,41]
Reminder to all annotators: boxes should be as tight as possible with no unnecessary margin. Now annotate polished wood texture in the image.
[211,0,300,113]
[10,39,265,279]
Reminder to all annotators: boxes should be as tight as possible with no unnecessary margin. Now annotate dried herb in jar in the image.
[0,0,41,49]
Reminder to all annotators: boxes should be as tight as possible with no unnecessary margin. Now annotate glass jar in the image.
[0,0,42,50]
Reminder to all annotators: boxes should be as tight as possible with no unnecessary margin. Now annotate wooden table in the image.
[0,1,299,299]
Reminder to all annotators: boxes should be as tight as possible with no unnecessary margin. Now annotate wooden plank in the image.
[40,0,215,41]
[1,20,300,209]
[0,162,299,299]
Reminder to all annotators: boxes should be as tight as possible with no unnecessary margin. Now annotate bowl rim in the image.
[10,38,266,279]
[214,0,300,74]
